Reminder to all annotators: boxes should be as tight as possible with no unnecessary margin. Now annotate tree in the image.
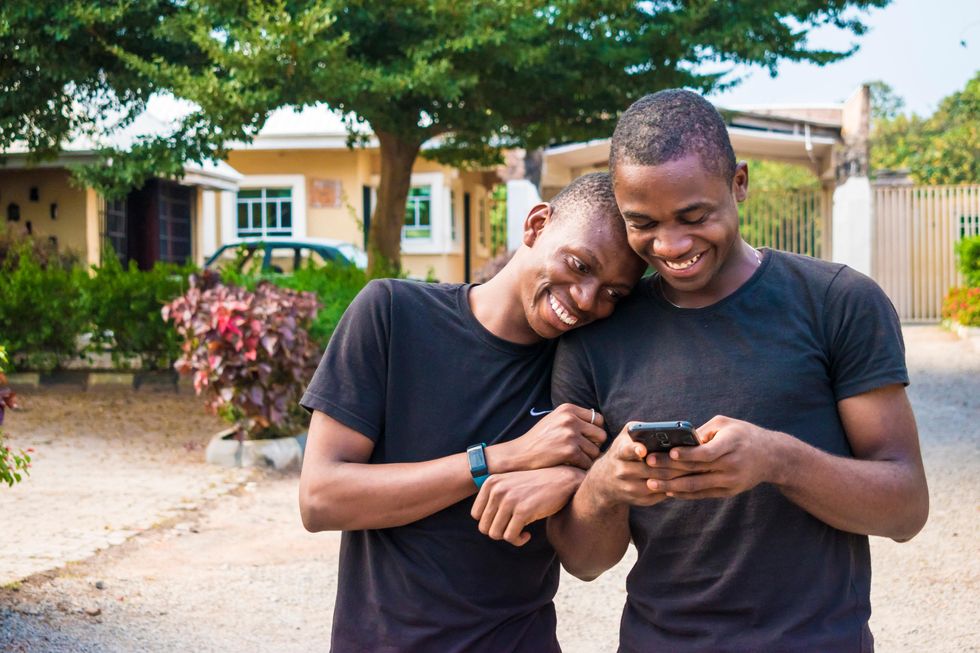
[2,1,889,273]
[870,72,980,184]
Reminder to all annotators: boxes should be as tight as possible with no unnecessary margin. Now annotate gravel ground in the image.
[0,325,977,652]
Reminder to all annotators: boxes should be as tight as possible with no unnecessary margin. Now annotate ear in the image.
[523,203,553,247]
[732,162,749,202]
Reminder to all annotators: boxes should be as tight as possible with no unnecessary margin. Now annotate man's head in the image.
[609,89,753,308]
[513,172,646,340]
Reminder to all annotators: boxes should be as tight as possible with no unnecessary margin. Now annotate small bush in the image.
[0,242,88,371]
[82,254,196,370]
[217,259,368,348]
[955,235,980,288]
[942,286,980,327]
[0,345,31,488]
[163,272,321,439]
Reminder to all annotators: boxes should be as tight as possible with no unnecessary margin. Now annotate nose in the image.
[653,225,694,260]
[570,280,600,315]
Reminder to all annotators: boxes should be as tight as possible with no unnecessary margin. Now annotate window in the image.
[105,199,128,264]
[237,188,292,238]
[450,190,457,242]
[403,186,432,239]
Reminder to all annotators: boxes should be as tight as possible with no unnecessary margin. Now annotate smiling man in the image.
[547,91,929,652]
[298,172,645,652]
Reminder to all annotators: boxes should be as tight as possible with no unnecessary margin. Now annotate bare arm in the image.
[299,404,607,532]
[651,384,929,541]
[546,426,687,581]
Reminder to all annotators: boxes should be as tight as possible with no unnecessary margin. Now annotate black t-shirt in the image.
[552,250,908,653]
[301,279,561,653]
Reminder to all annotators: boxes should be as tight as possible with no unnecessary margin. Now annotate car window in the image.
[211,244,262,274]
[267,247,300,274]
[298,247,334,269]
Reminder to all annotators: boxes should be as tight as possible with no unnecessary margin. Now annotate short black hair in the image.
[549,171,623,234]
[609,89,736,183]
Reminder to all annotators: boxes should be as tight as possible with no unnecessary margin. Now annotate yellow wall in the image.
[226,149,368,247]
[0,168,91,262]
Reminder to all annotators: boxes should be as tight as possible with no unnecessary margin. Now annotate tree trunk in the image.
[369,131,422,277]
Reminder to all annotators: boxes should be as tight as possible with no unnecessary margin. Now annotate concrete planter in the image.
[944,320,980,353]
[205,428,307,471]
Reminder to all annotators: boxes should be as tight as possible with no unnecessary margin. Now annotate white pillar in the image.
[506,179,542,252]
[831,176,873,276]
[201,190,217,260]
[220,190,236,245]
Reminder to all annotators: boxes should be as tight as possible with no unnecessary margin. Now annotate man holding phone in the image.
[298,172,646,652]
[547,90,929,652]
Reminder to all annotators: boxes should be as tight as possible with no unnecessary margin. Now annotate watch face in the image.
[468,447,485,469]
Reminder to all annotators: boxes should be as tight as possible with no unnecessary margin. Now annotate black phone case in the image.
[627,421,700,452]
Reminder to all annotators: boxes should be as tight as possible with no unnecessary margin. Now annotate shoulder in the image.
[357,278,461,308]
[766,251,889,305]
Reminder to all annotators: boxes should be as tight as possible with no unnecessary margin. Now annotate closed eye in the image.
[566,255,589,274]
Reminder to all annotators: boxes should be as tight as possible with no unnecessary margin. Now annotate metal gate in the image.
[872,184,980,322]
[739,188,829,259]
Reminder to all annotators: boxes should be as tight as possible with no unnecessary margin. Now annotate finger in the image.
[560,403,604,427]
[645,452,706,472]
[581,423,608,447]
[502,514,533,547]
[578,436,601,461]
[487,502,514,541]
[570,448,594,470]
[665,489,733,500]
[669,439,729,464]
[477,490,501,535]
[646,467,702,481]
[471,480,492,520]
[648,472,727,495]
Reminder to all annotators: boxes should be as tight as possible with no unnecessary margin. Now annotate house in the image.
[0,105,500,282]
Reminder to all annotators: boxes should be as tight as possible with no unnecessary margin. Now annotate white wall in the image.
[506,179,542,252]
[831,176,873,276]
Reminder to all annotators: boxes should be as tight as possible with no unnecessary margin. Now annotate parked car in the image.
[204,238,368,273]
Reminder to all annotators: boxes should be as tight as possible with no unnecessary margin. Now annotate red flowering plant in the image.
[163,271,322,440]
[0,345,32,487]
[942,286,980,327]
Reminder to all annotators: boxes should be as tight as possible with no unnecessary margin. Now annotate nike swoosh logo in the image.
[529,407,553,417]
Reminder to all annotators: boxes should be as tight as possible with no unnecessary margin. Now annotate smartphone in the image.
[627,421,700,452]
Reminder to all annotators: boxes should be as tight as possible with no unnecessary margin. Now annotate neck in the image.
[663,240,763,309]
[468,255,541,345]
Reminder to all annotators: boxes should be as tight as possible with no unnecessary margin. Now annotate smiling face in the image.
[614,154,754,308]
[518,204,646,340]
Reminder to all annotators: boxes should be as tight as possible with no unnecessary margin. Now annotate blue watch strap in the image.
[466,443,490,488]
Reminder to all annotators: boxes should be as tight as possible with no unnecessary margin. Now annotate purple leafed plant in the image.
[163,271,322,439]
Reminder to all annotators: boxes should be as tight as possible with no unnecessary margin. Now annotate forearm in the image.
[300,452,477,531]
[771,434,929,541]
[547,471,631,581]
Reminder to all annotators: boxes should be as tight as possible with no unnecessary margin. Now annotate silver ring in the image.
[590,409,596,425]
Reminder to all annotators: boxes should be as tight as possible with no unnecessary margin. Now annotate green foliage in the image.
[0,241,88,372]
[942,287,980,327]
[871,73,980,184]
[1,0,889,268]
[745,159,820,191]
[217,255,368,348]
[955,235,980,287]
[82,253,196,370]
[0,345,32,488]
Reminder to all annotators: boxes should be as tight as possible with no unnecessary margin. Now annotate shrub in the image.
[0,346,31,488]
[0,241,88,371]
[942,286,980,327]
[955,235,980,288]
[163,272,321,439]
[82,254,196,370]
[217,258,368,348]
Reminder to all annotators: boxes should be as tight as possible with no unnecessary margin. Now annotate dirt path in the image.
[0,326,977,652]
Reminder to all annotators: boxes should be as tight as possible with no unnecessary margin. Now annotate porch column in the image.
[831,176,873,276]
[506,180,541,252]
[201,190,217,262]
[84,188,101,267]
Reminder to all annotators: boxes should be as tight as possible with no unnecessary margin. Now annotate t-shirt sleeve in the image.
[551,333,601,415]
[300,279,392,441]
[823,266,909,401]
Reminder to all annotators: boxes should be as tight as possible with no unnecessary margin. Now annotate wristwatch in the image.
[466,443,490,488]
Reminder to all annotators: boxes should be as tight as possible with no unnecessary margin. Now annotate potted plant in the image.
[163,271,321,469]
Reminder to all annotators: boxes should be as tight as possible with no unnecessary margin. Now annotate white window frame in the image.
[221,174,306,245]
[370,171,455,255]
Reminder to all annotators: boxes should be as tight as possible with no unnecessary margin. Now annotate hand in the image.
[490,403,607,472]
[471,466,585,547]
[585,423,691,508]
[644,415,782,500]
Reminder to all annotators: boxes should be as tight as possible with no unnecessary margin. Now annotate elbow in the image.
[891,488,929,543]
[298,478,346,533]
[561,562,604,582]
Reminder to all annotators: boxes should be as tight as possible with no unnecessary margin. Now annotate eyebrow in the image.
[622,201,712,221]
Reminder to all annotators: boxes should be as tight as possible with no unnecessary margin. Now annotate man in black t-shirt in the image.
[546,91,930,652]
[299,172,646,652]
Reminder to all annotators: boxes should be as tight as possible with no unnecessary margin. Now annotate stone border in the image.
[944,320,980,353]
[204,429,307,471]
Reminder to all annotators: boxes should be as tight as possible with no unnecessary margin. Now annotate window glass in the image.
[403,185,432,239]
[236,188,292,238]
[268,247,298,274]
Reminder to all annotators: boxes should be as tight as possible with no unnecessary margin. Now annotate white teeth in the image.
[549,293,578,326]
[664,253,702,270]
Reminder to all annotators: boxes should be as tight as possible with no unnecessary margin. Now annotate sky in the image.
[707,0,980,116]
